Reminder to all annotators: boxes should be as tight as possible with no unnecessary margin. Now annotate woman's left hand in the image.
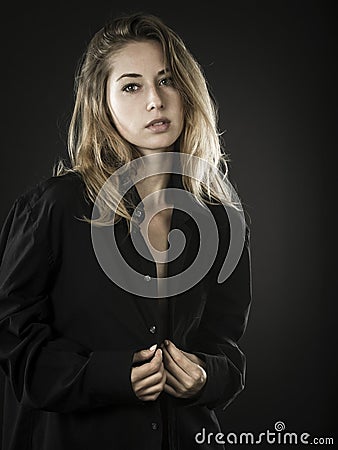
[161,339,207,399]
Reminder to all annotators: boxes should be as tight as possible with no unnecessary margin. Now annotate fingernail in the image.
[149,344,157,351]
[164,340,169,346]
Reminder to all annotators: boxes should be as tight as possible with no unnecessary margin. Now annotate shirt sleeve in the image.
[179,218,252,411]
[0,192,142,413]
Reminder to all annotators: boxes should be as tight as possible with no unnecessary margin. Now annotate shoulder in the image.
[205,200,251,246]
[11,172,91,225]
[17,171,88,210]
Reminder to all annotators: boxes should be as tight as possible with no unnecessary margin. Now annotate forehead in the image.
[109,40,166,75]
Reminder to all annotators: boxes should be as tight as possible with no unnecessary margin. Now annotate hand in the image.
[161,340,207,399]
[131,346,166,401]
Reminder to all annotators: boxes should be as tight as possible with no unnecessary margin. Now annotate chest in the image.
[53,202,209,345]
[139,207,173,295]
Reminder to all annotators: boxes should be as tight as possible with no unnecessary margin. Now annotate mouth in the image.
[146,118,171,130]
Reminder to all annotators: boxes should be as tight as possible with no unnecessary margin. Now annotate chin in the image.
[137,140,178,154]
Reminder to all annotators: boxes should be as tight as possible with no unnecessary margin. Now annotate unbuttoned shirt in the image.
[0,171,252,450]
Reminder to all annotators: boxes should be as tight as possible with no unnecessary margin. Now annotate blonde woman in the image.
[0,13,252,450]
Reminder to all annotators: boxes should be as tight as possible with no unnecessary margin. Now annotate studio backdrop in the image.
[0,1,336,448]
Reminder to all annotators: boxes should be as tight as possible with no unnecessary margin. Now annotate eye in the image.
[122,83,141,93]
[159,77,174,87]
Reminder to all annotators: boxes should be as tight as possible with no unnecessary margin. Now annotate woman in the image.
[0,12,252,450]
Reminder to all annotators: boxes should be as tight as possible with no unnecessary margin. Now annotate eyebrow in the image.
[115,68,169,82]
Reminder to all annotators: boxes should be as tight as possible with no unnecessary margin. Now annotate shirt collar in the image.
[126,171,210,229]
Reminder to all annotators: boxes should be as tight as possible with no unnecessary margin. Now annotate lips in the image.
[146,118,170,128]
[145,118,171,133]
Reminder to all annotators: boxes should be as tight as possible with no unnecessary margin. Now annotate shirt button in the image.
[151,422,159,430]
[135,209,142,218]
[149,325,156,334]
[144,274,151,282]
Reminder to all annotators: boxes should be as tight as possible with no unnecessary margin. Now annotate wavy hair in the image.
[54,12,242,228]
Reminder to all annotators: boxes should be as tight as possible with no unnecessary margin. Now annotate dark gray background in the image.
[1,1,336,448]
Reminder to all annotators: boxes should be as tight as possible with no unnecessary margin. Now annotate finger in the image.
[132,344,157,364]
[139,392,161,402]
[163,382,179,398]
[137,373,166,397]
[133,349,162,382]
[134,363,165,393]
[164,367,206,399]
[163,346,207,391]
[162,346,192,387]
[164,340,197,375]
[131,349,163,383]
[164,368,183,393]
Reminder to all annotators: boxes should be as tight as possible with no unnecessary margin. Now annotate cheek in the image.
[176,100,184,130]
[108,95,132,129]
[174,94,184,122]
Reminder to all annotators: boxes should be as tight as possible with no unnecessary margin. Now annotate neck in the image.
[134,147,175,201]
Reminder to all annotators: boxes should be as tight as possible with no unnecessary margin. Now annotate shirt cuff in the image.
[83,349,145,407]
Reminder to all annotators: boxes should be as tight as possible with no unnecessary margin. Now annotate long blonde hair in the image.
[54,12,242,226]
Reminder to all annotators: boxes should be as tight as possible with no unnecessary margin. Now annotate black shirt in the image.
[0,171,252,450]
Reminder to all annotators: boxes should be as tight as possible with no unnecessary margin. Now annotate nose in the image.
[146,86,164,111]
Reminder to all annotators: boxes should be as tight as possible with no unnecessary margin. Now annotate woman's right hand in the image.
[131,346,166,401]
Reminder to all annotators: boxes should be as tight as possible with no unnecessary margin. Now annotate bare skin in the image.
[162,340,207,399]
[107,40,206,403]
[131,340,207,401]
[131,347,166,401]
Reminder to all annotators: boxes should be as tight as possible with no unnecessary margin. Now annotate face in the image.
[106,40,184,156]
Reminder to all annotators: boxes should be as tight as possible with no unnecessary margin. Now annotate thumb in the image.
[132,344,157,364]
